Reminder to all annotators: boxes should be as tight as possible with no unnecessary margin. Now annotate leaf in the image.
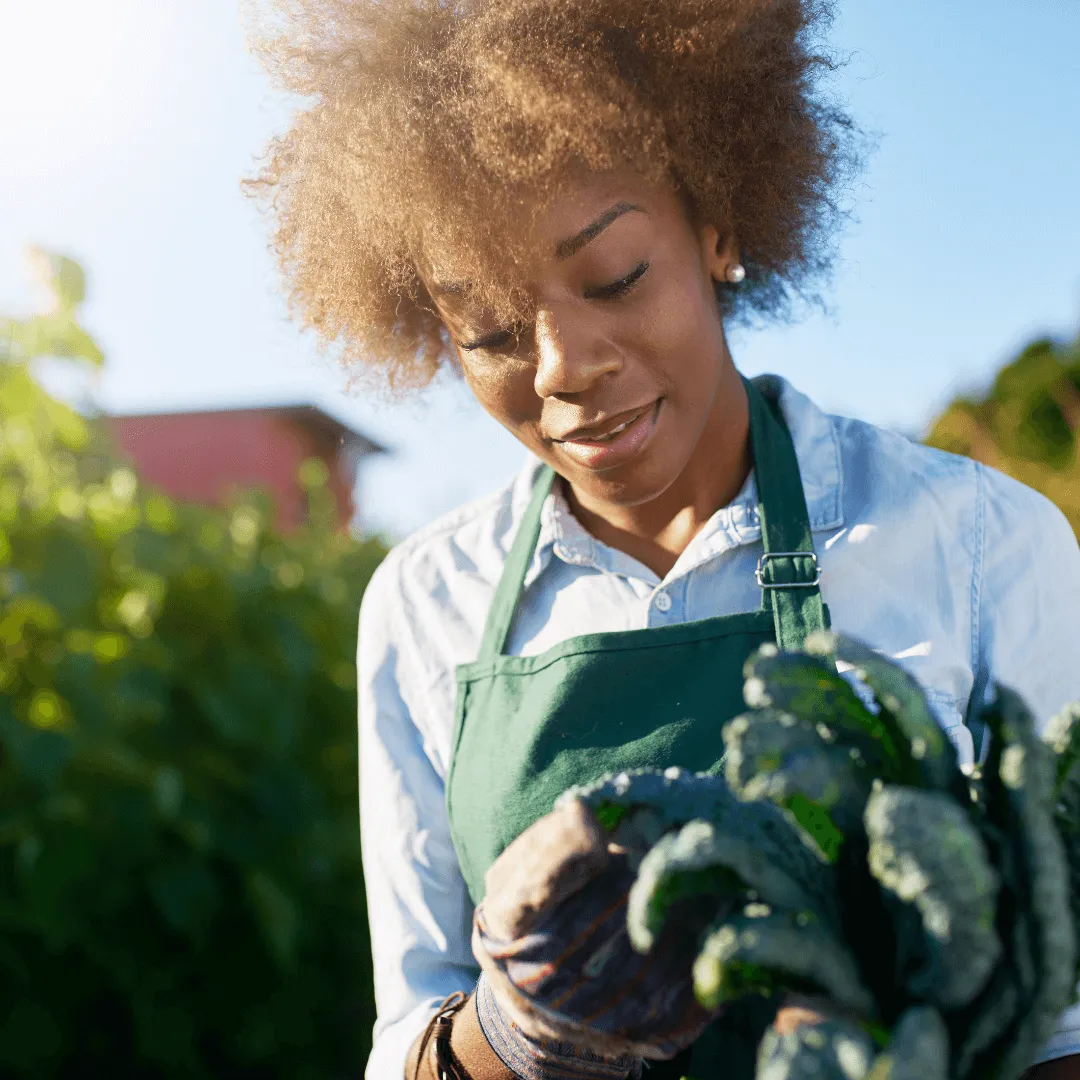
[1043,702,1080,797]
[695,911,873,1015]
[1045,703,1080,985]
[805,633,956,792]
[756,1018,876,1080]
[864,785,1001,1009]
[723,708,869,848]
[743,647,900,777]
[866,1007,949,1080]
[559,768,737,833]
[27,247,86,309]
[972,688,1076,1080]
[627,807,837,952]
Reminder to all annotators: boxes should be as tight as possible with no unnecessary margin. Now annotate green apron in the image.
[447,376,829,1079]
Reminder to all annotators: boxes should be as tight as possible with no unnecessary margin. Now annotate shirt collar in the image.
[511,374,844,588]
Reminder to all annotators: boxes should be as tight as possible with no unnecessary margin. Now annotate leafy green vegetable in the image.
[723,707,869,850]
[756,1016,876,1080]
[743,647,899,777]
[866,1007,949,1080]
[695,911,873,1015]
[627,811,836,952]
[805,633,957,794]
[584,635,1080,1080]
[864,785,1000,1008]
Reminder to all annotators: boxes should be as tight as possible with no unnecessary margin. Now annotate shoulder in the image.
[830,408,977,503]
[821,392,1070,539]
[769,376,979,531]
[974,459,1076,546]
[831,405,1076,558]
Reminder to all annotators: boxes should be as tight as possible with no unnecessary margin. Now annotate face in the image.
[427,171,743,510]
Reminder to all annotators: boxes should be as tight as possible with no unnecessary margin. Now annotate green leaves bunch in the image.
[0,253,385,1078]
[564,634,1080,1080]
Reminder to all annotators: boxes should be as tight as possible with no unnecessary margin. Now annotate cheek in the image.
[633,275,722,388]
[462,358,544,433]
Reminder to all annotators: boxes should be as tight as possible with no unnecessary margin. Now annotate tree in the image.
[0,251,385,1078]
[926,331,1080,539]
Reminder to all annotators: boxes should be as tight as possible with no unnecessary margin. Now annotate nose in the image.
[533,306,621,399]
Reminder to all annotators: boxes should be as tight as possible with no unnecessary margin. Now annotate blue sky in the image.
[1,0,1078,538]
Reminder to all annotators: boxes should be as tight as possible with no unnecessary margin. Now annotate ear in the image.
[699,225,741,284]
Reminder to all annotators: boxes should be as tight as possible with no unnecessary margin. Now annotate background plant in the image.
[0,251,386,1079]
[926,331,1080,539]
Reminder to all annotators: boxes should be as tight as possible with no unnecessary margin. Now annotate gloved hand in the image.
[471,798,726,1078]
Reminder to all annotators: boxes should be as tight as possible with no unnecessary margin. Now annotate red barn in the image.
[107,404,386,531]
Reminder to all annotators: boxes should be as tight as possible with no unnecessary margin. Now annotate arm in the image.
[358,556,486,1078]
[975,463,1080,1072]
[972,462,1080,733]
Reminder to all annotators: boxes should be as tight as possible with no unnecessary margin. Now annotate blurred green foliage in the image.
[0,252,386,1078]
[926,331,1080,538]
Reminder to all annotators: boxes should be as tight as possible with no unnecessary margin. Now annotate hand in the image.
[471,798,721,1071]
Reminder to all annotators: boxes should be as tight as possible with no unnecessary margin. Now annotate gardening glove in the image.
[471,797,727,1078]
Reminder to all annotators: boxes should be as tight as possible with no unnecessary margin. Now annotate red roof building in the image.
[107,404,386,532]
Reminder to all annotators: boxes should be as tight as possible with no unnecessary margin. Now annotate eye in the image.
[459,321,524,353]
[585,260,649,301]
[460,329,513,352]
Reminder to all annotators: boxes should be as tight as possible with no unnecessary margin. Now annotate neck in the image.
[565,362,752,579]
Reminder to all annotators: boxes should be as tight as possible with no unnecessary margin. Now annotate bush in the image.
[926,331,1080,539]
[0,252,386,1078]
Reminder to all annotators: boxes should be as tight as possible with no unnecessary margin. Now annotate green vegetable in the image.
[627,811,838,952]
[742,646,900,778]
[566,635,1080,1080]
[865,1007,949,1080]
[756,1017,876,1080]
[864,785,1000,1008]
[695,911,872,1015]
[805,633,959,795]
[1044,703,1080,992]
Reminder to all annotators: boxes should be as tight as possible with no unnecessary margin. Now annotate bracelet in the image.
[414,991,470,1080]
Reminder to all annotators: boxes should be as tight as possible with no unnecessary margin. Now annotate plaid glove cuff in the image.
[475,973,643,1080]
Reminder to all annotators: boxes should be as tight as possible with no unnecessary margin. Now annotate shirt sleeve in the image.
[974,463,1080,1064]
[357,553,480,1079]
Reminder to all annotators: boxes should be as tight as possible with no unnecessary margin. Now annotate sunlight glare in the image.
[0,0,178,163]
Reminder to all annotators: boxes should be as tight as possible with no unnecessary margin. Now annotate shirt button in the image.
[654,591,672,613]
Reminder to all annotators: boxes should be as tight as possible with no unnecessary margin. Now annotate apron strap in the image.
[478,465,556,661]
[479,376,826,660]
[744,376,829,651]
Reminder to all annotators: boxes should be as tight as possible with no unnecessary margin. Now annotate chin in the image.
[568,456,685,509]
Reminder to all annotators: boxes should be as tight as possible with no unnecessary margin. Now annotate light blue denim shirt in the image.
[357,376,1080,1077]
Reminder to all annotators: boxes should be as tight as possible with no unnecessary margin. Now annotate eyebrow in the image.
[555,201,645,260]
[431,201,646,294]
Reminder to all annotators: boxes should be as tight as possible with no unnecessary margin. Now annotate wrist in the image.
[474,973,642,1080]
[450,991,517,1080]
[407,992,510,1080]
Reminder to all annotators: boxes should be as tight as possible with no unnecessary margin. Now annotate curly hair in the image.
[245,0,859,391]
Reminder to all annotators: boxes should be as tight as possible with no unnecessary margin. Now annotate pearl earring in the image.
[726,263,746,284]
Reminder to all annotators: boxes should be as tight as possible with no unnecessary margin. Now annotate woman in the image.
[247,1,1080,1077]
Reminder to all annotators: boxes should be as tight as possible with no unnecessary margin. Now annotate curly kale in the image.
[559,634,1080,1080]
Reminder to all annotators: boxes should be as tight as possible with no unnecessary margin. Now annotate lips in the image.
[551,399,662,470]
[552,403,656,444]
